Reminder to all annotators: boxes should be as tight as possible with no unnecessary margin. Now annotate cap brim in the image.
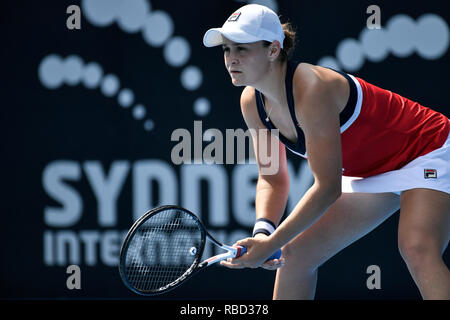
[203,27,262,47]
[203,28,224,47]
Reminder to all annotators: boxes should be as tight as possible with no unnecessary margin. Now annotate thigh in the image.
[283,192,400,268]
[399,188,450,254]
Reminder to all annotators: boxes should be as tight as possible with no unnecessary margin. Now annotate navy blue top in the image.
[254,60,357,157]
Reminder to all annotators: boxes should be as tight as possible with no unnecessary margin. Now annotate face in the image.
[222,38,272,87]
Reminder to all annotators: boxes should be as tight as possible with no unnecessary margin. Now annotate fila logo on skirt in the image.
[424,169,437,179]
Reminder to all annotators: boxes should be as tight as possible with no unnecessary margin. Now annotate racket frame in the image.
[119,205,207,296]
[119,205,246,296]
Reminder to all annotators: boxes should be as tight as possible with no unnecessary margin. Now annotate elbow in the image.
[330,180,342,200]
[331,187,342,202]
[315,181,342,203]
[323,186,341,203]
[258,172,290,192]
[259,167,290,189]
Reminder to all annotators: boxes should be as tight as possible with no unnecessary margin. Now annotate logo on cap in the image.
[228,12,241,22]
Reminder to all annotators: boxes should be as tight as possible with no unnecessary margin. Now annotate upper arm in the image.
[294,68,342,193]
[240,86,289,185]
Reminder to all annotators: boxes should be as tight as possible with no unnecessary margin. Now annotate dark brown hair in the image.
[263,22,297,62]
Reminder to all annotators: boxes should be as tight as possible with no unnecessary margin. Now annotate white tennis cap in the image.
[203,4,285,48]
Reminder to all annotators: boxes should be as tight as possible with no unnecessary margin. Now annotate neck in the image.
[253,60,287,106]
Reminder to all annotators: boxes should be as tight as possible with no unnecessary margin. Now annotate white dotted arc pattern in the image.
[38,54,154,131]
[317,13,449,71]
[234,0,278,12]
[81,0,209,117]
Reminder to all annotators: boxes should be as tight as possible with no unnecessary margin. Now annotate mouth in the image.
[230,70,242,74]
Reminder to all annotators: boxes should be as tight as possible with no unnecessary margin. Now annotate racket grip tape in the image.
[235,246,282,261]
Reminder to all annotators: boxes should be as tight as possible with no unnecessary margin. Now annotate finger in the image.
[261,262,282,270]
[220,259,245,269]
[234,237,253,247]
[261,258,285,270]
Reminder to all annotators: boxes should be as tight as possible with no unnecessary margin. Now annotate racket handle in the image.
[235,246,282,261]
[267,248,282,260]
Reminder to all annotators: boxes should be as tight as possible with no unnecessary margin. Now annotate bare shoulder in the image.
[294,63,333,91]
[240,86,263,129]
[240,85,256,110]
[293,62,348,108]
[294,62,318,81]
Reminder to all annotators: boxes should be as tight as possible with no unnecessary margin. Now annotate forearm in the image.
[255,176,289,227]
[269,182,341,250]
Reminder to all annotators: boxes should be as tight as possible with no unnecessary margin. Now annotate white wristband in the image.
[252,218,276,237]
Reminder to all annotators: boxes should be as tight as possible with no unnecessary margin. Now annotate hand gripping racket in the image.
[118,205,282,296]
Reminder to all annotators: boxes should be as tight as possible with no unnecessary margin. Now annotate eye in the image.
[222,46,230,53]
[237,46,246,51]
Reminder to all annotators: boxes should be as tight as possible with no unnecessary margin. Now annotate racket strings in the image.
[123,209,203,292]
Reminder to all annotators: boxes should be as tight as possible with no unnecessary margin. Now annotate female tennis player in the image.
[203,4,450,299]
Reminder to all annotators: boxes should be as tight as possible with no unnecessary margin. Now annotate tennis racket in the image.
[118,205,282,296]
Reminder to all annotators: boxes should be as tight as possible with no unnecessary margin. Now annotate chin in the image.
[231,78,247,87]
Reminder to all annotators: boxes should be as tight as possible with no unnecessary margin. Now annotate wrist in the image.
[253,233,269,240]
[253,218,283,260]
[252,218,276,237]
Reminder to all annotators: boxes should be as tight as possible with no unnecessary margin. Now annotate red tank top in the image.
[341,76,449,177]
[254,61,450,178]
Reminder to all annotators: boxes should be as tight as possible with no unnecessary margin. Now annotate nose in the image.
[229,50,239,65]
[225,49,239,69]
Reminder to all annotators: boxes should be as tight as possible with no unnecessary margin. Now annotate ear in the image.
[268,41,282,61]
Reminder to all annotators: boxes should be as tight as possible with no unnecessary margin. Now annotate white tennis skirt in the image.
[342,123,450,195]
